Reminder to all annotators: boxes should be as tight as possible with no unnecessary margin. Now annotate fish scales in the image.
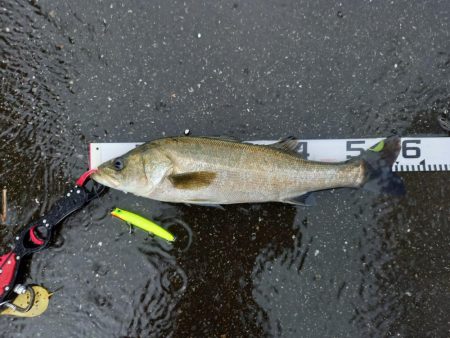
[147,137,362,203]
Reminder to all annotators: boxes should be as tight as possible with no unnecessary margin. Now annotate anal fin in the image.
[190,202,225,210]
[283,192,316,206]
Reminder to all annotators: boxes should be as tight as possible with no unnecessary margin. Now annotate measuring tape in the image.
[89,137,450,172]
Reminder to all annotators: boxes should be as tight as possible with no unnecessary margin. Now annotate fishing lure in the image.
[111,208,175,242]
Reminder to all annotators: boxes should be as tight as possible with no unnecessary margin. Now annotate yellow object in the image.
[111,208,175,242]
[1,286,51,317]
[369,139,385,152]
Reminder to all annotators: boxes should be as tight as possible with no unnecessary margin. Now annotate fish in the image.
[91,136,405,205]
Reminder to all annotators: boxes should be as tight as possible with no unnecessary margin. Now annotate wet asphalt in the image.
[0,0,449,337]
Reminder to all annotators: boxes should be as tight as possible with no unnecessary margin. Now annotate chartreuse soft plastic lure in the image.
[369,139,385,152]
[111,208,175,242]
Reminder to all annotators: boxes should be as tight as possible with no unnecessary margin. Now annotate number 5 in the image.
[346,140,366,159]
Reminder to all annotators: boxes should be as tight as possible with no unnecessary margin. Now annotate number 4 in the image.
[298,142,309,159]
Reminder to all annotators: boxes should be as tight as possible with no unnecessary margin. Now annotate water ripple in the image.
[125,250,186,337]
[0,0,80,220]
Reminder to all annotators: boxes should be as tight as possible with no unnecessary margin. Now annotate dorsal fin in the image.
[202,136,241,143]
[268,136,301,154]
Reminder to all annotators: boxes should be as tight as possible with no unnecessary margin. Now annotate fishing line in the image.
[165,219,192,252]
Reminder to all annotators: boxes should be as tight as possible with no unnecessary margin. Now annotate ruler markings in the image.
[89,137,450,172]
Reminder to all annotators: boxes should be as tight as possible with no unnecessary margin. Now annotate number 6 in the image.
[402,140,421,159]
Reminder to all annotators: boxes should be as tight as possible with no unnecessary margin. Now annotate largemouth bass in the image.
[91,136,404,205]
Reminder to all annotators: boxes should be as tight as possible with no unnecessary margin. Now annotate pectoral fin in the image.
[168,171,217,190]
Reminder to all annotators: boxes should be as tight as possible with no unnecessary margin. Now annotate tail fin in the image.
[359,136,405,195]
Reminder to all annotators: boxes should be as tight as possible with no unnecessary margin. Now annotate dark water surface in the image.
[1,0,449,337]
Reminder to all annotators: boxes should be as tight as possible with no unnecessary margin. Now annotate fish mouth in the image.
[91,170,120,188]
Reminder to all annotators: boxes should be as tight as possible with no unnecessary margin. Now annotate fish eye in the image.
[113,158,124,171]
